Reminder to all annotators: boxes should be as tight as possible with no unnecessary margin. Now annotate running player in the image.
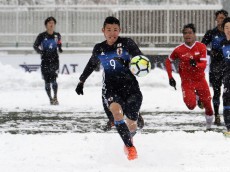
[202,10,228,125]
[165,23,214,130]
[33,16,63,105]
[75,16,143,160]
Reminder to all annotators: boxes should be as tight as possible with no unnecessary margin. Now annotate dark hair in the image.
[215,9,228,18]
[44,16,56,25]
[182,23,196,33]
[103,16,120,28]
[222,17,230,29]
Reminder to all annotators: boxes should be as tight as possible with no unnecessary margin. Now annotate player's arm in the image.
[165,50,177,90]
[195,43,207,70]
[126,38,143,57]
[57,33,63,53]
[33,33,43,54]
[75,45,100,95]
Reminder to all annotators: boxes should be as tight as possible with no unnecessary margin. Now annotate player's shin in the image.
[114,119,133,147]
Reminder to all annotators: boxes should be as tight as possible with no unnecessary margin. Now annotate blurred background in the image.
[0,0,229,54]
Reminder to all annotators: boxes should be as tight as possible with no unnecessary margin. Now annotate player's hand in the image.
[75,81,84,95]
[190,59,196,67]
[59,48,63,53]
[169,78,176,90]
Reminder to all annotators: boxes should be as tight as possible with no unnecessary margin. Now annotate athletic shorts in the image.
[41,60,59,83]
[102,88,142,121]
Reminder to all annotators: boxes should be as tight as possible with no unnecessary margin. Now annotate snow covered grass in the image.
[0,132,230,172]
[0,56,229,171]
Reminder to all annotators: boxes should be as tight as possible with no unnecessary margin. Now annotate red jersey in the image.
[165,41,207,82]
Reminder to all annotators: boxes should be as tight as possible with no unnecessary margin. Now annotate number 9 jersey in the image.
[79,37,143,91]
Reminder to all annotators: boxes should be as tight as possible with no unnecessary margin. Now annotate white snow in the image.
[0,54,229,172]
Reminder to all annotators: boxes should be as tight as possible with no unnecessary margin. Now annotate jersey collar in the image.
[183,41,197,49]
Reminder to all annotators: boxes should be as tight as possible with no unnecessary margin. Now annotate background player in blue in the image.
[33,16,63,105]
[202,10,228,125]
[221,17,230,136]
[75,16,143,160]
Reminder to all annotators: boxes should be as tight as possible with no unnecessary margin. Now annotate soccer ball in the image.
[130,55,151,77]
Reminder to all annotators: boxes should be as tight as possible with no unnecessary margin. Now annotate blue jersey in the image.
[221,39,230,73]
[33,31,62,62]
[202,27,226,62]
[80,37,143,90]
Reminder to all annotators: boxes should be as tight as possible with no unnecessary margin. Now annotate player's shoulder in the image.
[173,43,185,51]
[92,42,105,53]
[195,41,206,47]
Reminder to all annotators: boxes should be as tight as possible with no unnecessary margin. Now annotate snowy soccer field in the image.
[0,57,230,172]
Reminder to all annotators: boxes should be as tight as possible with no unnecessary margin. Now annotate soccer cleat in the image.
[197,99,204,109]
[126,146,138,160]
[214,115,221,126]
[137,113,144,129]
[205,115,213,130]
[52,98,59,105]
[50,98,54,105]
[223,131,230,137]
[103,120,114,131]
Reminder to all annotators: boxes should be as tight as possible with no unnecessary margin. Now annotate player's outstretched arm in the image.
[165,58,177,90]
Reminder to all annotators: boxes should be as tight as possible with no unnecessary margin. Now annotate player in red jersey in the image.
[165,23,214,130]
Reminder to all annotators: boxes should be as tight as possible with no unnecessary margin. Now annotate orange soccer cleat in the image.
[125,146,138,160]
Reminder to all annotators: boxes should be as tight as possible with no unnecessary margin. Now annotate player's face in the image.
[216,13,226,27]
[46,20,55,33]
[183,28,196,46]
[224,22,230,40]
[102,24,121,45]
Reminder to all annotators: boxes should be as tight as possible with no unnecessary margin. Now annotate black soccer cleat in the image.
[137,113,144,129]
[214,115,221,126]
[103,120,114,131]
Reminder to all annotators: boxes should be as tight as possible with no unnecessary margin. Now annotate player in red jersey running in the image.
[165,23,214,130]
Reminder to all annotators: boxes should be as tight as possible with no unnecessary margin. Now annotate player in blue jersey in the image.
[220,17,230,136]
[75,16,143,160]
[33,16,63,105]
[202,10,228,125]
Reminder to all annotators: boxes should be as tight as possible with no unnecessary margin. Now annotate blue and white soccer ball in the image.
[130,55,151,77]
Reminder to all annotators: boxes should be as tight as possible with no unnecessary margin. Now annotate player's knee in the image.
[109,103,123,120]
[45,83,51,91]
[186,102,196,110]
[52,81,58,89]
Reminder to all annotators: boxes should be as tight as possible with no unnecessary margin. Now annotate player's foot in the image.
[197,99,204,109]
[214,115,221,126]
[205,115,213,130]
[50,98,54,105]
[223,131,230,137]
[52,97,59,105]
[103,120,114,131]
[125,146,138,160]
[137,113,144,129]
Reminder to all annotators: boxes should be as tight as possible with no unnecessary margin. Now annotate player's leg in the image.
[223,75,230,135]
[109,102,134,147]
[50,62,59,105]
[102,95,114,131]
[196,79,214,130]
[181,82,196,110]
[42,72,53,104]
[211,73,222,125]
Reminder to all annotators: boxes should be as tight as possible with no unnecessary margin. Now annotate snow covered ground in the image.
[0,54,229,172]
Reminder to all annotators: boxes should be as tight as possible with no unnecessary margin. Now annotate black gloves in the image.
[169,78,176,90]
[58,48,63,53]
[75,82,84,95]
[190,59,196,67]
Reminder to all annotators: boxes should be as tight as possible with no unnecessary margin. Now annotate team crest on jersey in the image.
[117,47,123,56]
[195,52,200,56]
